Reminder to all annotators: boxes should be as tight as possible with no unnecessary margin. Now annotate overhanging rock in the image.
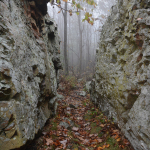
[0,0,62,149]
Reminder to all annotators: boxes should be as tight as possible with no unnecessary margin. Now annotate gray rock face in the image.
[91,0,150,150]
[0,0,62,149]
[85,81,91,93]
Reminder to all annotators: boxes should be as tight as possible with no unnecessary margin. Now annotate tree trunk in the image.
[87,25,90,70]
[78,12,82,75]
[64,2,69,75]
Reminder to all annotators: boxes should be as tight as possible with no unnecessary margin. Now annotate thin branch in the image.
[62,9,65,16]
[61,40,80,58]
[53,3,80,13]
[68,47,80,58]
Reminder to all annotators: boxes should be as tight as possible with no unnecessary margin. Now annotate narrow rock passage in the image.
[26,83,134,150]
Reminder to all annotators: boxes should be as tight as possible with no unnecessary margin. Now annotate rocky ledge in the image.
[90,0,150,150]
[0,0,62,149]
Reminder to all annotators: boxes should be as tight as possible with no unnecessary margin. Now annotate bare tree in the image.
[63,2,69,75]
[77,11,83,75]
[48,0,116,78]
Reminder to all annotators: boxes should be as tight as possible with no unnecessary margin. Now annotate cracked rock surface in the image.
[0,0,62,149]
[91,0,150,150]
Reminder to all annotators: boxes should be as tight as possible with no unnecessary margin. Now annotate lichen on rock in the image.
[90,0,150,150]
[0,0,62,149]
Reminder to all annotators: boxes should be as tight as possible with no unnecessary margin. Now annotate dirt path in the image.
[26,84,133,150]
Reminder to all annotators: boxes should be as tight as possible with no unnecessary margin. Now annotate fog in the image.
[47,0,116,79]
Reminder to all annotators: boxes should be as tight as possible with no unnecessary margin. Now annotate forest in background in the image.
[47,0,116,80]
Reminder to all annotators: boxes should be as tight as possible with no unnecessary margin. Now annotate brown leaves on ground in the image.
[72,127,79,132]
[46,139,53,146]
[26,82,134,150]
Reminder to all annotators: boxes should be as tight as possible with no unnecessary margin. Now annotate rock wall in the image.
[0,0,62,149]
[90,0,150,150]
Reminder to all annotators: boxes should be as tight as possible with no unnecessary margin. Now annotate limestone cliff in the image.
[91,0,150,150]
[0,0,62,149]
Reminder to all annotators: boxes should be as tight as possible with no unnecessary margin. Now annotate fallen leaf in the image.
[55,148,61,150]
[82,139,89,145]
[77,117,83,120]
[123,139,130,145]
[46,138,53,146]
[54,140,60,146]
[106,144,110,148]
[72,127,79,131]
[97,146,103,150]
[115,134,119,139]
[90,139,97,145]
[77,136,84,141]
[116,138,121,142]
[100,124,105,127]
[89,134,94,137]
[102,145,106,149]
[97,138,103,143]
[42,132,48,135]
[83,123,90,126]
[45,147,52,150]
[60,139,67,149]
[113,129,119,133]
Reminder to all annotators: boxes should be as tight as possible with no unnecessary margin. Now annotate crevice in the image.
[137,53,143,62]
[125,92,139,109]
[10,130,18,139]
[0,88,11,101]
[12,93,21,101]
[48,32,55,41]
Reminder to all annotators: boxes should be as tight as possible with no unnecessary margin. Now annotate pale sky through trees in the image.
[47,0,116,77]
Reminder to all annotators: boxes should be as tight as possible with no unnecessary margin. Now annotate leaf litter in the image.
[25,82,134,150]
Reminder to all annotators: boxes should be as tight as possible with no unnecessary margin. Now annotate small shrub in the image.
[59,75,77,92]
[65,75,77,89]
